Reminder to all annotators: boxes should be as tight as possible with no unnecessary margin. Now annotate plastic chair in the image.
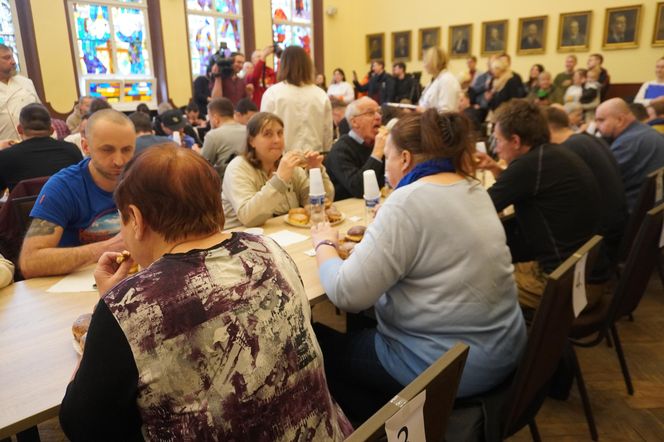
[346,343,469,442]
[570,203,664,440]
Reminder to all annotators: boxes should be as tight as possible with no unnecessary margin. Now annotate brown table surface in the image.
[0,197,367,438]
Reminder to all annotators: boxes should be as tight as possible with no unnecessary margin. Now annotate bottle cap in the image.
[309,168,325,196]
[363,170,380,200]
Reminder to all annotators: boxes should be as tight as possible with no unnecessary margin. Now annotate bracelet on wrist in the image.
[315,240,337,253]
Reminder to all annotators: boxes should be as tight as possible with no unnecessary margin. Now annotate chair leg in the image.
[528,419,542,442]
[610,324,634,395]
[571,347,599,441]
[657,251,664,289]
[606,332,613,348]
[16,426,41,442]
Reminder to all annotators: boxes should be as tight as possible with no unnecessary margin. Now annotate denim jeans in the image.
[313,323,404,425]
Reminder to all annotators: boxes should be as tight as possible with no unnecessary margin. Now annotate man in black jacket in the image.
[391,62,420,103]
[324,97,385,200]
[353,60,393,105]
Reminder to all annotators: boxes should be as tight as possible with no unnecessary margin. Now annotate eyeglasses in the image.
[354,109,382,118]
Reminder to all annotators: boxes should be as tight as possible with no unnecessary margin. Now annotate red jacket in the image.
[245,59,276,108]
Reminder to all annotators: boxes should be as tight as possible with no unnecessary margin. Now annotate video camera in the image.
[210,42,234,80]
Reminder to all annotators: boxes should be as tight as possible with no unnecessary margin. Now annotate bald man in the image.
[19,109,136,278]
[595,98,664,211]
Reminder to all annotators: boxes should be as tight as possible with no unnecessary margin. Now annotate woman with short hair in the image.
[60,144,351,441]
[222,112,334,228]
[311,110,526,423]
[261,46,333,152]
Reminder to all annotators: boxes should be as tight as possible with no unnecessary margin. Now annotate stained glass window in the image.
[67,0,155,109]
[187,0,243,78]
[0,0,24,72]
[271,0,313,58]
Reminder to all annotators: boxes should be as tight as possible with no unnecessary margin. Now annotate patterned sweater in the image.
[61,232,352,441]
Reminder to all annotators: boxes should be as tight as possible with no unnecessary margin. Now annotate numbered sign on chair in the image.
[573,253,589,318]
[385,390,426,442]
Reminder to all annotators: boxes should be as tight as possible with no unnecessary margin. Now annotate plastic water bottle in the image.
[363,170,381,225]
[172,130,181,147]
[309,168,327,225]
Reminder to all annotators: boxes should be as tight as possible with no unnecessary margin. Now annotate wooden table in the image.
[256,197,366,305]
[0,197,367,438]
[0,276,98,438]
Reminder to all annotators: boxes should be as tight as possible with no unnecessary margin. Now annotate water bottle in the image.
[309,168,327,225]
[172,130,181,147]
[363,170,381,225]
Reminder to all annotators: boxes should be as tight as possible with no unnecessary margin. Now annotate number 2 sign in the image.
[385,390,426,442]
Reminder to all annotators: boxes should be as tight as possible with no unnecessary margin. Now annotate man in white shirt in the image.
[0,44,40,141]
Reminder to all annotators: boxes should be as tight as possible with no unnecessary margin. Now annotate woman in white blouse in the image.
[261,46,333,152]
[417,47,461,113]
[327,68,355,104]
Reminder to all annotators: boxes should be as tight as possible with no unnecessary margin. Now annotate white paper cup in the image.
[309,168,325,196]
[363,170,380,200]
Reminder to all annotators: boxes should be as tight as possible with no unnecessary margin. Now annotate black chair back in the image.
[346,343,469,442]
[612,203,664,319]
[0,176,49,264]
[503,235,603,437]
[12,196,38,234]
[617,167,664,264]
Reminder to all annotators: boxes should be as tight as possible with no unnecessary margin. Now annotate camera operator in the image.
[210,49,252,106]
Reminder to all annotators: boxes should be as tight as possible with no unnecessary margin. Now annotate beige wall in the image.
[31,0,79,114]
[160,0,190,107]
[323,0,663,85]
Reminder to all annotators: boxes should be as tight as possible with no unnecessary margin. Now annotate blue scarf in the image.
[395,158,455,189]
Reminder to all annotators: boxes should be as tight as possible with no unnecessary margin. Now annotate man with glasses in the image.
[324,97,385,200]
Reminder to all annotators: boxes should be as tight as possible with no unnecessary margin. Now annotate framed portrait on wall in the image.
[653,2,664,46]
[602,5,642,49]
[418,27,440,60]
[517,16,547,54]
[481,20,508,55]
[366,33,385,62]
[392,30,412,61]
[448,24,472,58]
[558,11,592,51]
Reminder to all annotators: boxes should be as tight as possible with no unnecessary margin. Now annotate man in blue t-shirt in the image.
[19,109,136,278]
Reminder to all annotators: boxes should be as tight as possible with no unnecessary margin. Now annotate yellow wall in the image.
[160,0,191,106]
[323,0,663,85]
[253,0,275,52]
[31,0,79,114]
